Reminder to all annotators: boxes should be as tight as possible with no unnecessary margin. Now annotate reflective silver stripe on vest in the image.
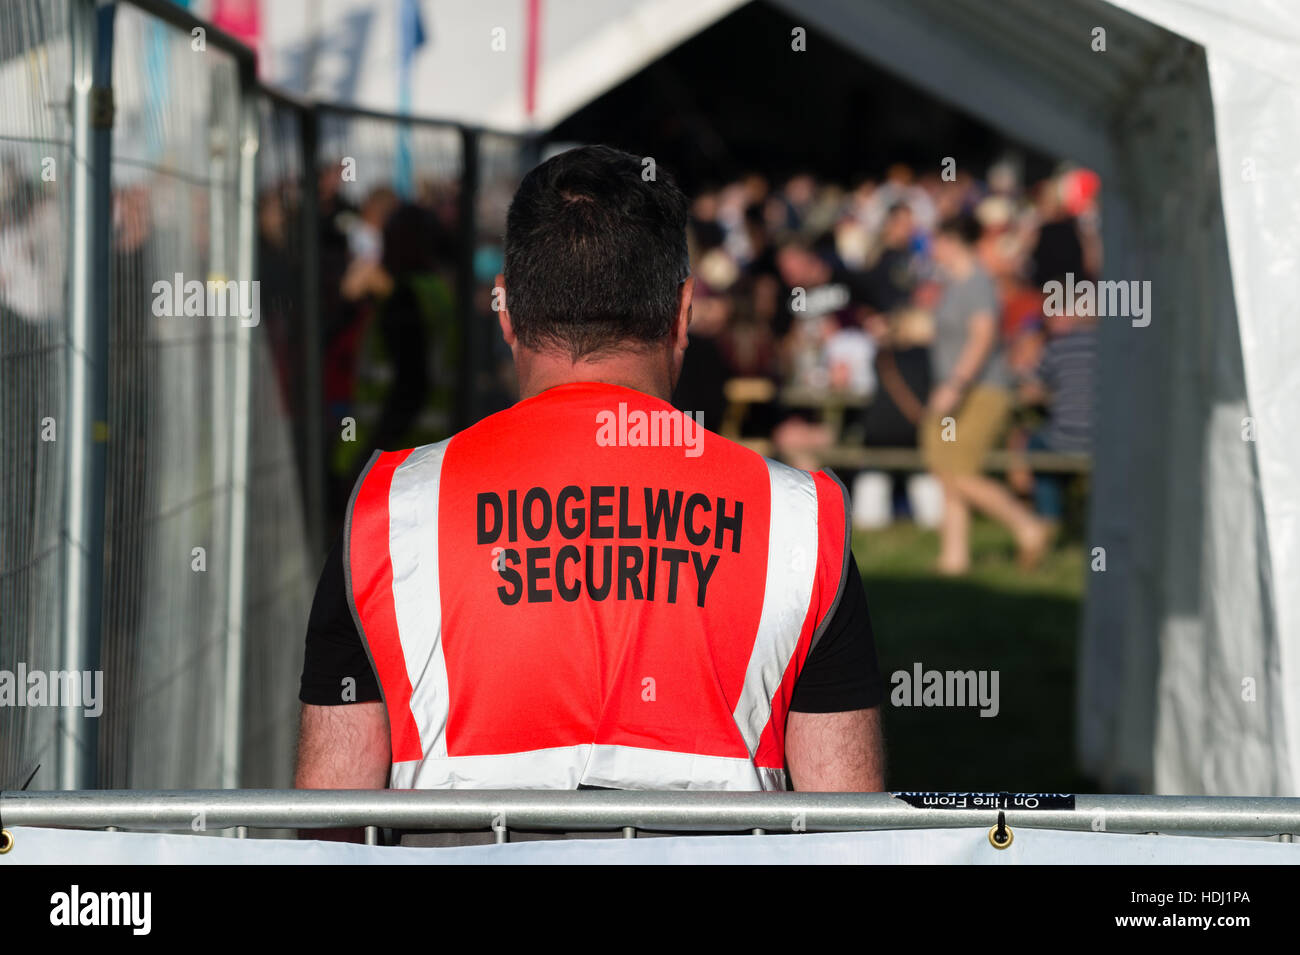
[391,743,779,791]
[387,439,452,760]
[732,459,819,757]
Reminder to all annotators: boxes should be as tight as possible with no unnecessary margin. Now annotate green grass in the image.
[854,518,1096,793]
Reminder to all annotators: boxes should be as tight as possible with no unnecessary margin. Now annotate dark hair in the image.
[503,145,690,360]
[936,212,982,245]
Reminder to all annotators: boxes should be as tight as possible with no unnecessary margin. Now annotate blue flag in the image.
[395,0,427,199]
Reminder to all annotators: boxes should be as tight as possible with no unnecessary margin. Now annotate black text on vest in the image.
[478,485,744,608]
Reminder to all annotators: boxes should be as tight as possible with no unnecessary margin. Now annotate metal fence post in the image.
[520,132,543,173]
[297,106,325,556]
[456,127,479,430]
[220,59,260,791]
[59,0,115,792]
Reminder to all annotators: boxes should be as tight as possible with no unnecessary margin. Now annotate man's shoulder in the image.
[361,435,455,470]
[755,454,852,530]
[363,392,850,503]
[367,425,843,490]
[756,450,848,488]
[348,437,455,511]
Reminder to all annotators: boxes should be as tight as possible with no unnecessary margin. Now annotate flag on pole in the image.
[395,0,427,199]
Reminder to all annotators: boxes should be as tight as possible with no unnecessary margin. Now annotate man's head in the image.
[931,212,982,271]
[881,201,914,248]
[775,239,831,289]
[498,145,693,398]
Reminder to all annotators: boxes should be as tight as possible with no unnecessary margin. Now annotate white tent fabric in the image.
[1103,0,1300,797]
[264,0,1300,797]
[261,0,747,130]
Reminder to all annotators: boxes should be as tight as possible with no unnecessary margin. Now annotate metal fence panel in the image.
[242,93,315,789]
[316,108,464,209]
[469,131,528,420]
[313,109,464,520]
[95,4,243,789]
[0,0,74,792]
[1,0,531,795]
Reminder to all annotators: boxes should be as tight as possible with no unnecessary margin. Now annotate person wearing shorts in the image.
[924,215,1050,575]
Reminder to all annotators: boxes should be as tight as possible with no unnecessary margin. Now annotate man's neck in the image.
[515,348,674,403]
[946,252,975,280]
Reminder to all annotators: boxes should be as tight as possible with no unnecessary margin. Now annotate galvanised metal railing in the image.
[2,791,1299,848]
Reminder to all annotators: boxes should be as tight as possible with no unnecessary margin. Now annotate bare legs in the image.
[937,476,971,574]
[936,472,1051,575]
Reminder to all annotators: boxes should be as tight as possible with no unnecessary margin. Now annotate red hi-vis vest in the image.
[344,382,851,790]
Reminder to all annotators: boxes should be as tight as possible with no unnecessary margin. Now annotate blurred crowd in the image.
[273,156,523,533]
[672,159,1102,548]
[265,167,466,527]
[263,151,1105,558]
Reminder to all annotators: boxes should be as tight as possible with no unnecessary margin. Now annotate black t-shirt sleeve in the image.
[788,551,885,713]
[299,531,382,705]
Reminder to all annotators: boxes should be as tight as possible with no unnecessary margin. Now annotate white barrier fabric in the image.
[5,826,1299,865]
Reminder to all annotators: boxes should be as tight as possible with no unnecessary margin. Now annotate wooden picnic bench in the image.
[721,377,1092,475]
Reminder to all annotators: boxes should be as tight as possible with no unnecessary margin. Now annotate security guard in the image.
[296,146,885,809]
